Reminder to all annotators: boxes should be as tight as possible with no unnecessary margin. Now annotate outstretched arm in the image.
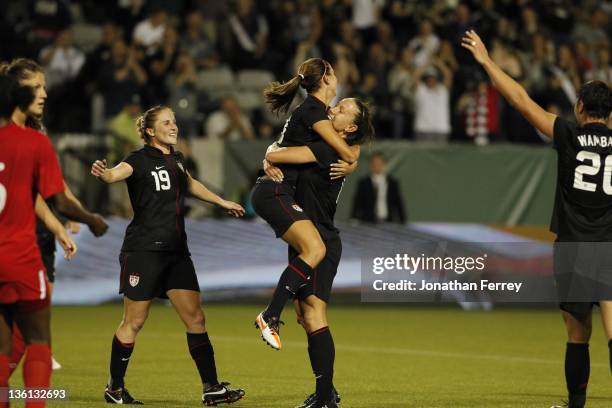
[186,172,245,217]
[91,159,134,184]
[461,30,557,138]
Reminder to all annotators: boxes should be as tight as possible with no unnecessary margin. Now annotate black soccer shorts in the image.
[294,234,342,303]
[251,178,310,238]
[554,241,612,320]
[119,251,200,301]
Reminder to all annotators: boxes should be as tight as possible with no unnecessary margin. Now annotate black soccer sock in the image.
[109,335,134,390]
[565,343,589,408]
[308,327,335,402]
[608,339,612,374]
[265,257,313,320]
[187,332,219,389]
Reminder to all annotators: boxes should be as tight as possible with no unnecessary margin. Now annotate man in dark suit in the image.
[351,152,406,223]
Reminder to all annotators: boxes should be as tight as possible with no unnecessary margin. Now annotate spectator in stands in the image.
[408,20,440,68]
[80,22,123,83]
[351,0,384,45]
[144,26,178,106]
[205,95,255,141]
[388,47,414,139]
[318,0,350,46]
[222,0,269,70]
[586,48,612,84]
[412,58,452,142]
[384,0,416,47]
[352,152,406,224]
[97,40,147,118]
[179,10,219,70]
[572,8,608,47]
[39,28,85,90]
[456,72,500,145]
[166,51,199,138]
[132,6,168,53]
[108,94,143,163]
[27,0,72,46]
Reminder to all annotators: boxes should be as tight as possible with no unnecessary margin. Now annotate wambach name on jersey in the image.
[576,134,612,148]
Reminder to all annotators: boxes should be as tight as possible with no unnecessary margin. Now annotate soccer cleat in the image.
[202,382,245,406]
[52,355,62,370]
[254,311,283,350]
[104,386,144,404]
[550,401,583,408]
[303,397,338,408]
[296,387,341,408]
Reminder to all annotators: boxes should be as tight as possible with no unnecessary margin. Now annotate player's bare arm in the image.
[91,159,134,183]
[186,172,245,217]
[56,182,108,236]
[313,120,359,163]
[461,30,557,139]
[35,195,77,260]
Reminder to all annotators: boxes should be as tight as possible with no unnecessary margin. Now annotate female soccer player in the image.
[0,73,77,408]
[91,105,246,405]
[265,97,374,408]
[1,57,108,372]
[251,58,359,350]
[462,30,612,408]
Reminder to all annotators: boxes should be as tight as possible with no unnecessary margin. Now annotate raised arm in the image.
[461,30,556,138]
[186,172,245,217]
[91,159,133,184]
[312,120,359,163]
[35,195,77,260]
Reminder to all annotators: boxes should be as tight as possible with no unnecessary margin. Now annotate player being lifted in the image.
[91,105,246,405]
[251,58,359,350]
[462,30,612,408]
[265,97,374,407]
[0,73,77,408]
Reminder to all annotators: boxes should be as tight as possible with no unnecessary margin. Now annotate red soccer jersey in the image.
[0,122,64,281]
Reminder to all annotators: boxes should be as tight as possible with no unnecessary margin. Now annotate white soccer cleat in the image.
[254,311,282,350]
[52,355,62,370]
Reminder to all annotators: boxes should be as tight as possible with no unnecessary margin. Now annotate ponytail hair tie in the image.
[298,73,305,80]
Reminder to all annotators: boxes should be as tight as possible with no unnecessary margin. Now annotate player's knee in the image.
[124,316,147,333]
[184,310,205,331]
[304,240,326,266]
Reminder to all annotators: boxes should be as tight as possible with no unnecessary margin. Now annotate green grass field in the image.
[9,304,612,407]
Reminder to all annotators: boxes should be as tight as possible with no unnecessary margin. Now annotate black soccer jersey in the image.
[276,95,329,188]
[121,145,189,252]
[295,141,345,239]
[551,117,612,241]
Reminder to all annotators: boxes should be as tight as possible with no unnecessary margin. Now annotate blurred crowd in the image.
[1,0,611,147]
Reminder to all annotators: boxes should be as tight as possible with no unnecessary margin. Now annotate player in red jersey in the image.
[1,58,109,372]
[0,74,77,408]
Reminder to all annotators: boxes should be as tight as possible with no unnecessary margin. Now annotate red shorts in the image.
[0,267,49,308]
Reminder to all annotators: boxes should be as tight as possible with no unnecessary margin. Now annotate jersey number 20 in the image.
[0,162,5,213]
[574,151,612,195]
[151,169,171,191]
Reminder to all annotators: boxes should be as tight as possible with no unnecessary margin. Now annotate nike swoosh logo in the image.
[121,358,130,361]
[155,166,164,170]
[106,392,123,404]
[205,389,227,396]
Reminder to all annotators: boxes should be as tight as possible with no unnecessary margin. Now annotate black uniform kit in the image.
[119,145,199,300]
[292,141,345,303]
[251,95,329,237]
[551,118,612,319]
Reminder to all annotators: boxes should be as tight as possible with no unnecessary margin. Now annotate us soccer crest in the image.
[129,274,140,287]
[292,204,303,212]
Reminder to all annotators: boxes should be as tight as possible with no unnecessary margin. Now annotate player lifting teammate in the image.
[265,97,374,407]
[91,105,246,405]
[462,30,612,408]
[251,58,359,350]
[0,73,77,408]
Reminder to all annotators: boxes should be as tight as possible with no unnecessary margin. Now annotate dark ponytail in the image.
[263,58,333,114]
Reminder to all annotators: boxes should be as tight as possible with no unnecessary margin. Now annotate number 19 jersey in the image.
[121,145,189,253]
[551,118,612,241]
